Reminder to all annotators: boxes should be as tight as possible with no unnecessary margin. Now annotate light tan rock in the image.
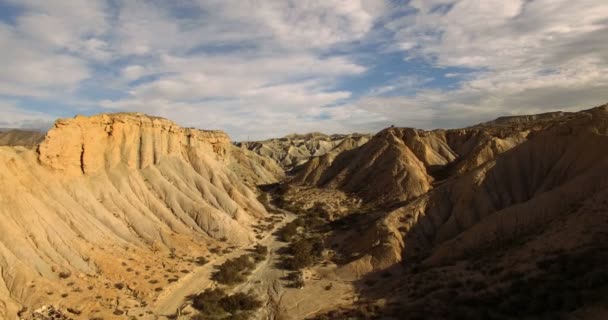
[0,113,269,318]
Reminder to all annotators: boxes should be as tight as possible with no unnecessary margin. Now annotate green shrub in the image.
[191,288,226,317]
[277,221,299,242]
[250,245,268,262]
[191,289,261,319]
[195,256,209,266]
[212,255,256,285]
[281,236,324,270]
[220,292,262,312]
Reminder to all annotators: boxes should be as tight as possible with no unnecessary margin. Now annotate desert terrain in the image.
[1,104,608,319]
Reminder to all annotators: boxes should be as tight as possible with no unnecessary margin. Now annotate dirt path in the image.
[229,211,295,320]
[152,208,296,318]
[226,208,356,320]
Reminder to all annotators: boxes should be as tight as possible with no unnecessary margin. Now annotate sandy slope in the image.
[294,104,608,277]
[0,113,282,319]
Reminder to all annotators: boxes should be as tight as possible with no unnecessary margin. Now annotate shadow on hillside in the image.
[311,121,608,319]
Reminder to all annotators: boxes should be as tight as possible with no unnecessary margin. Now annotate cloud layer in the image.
[0,0,606,139]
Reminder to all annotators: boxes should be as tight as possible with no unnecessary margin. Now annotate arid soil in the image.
[3,105,608,319]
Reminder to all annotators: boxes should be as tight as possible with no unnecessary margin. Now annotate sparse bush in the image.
[277,221,299,242]
[195,256,209,266]
[250,245,268,262]
[212,255,256,285]
[253,244,268,256]
[220,292,262,312]
[191,288,261,319]
[282,236,324,270]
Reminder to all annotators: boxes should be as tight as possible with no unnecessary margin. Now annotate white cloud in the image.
[1,0,607,138]
[364,0,608,127]
[0,24,90,97]
[121,65,148,81]
[0,99,56,128]
[192,0,387,50]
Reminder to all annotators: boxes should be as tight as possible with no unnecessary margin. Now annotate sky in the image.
[0,0,607,140]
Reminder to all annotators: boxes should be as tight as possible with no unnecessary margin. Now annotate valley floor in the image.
[152,199,356,320]
[152,208,296,319]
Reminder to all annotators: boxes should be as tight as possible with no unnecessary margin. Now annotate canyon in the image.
[1,104,608,319]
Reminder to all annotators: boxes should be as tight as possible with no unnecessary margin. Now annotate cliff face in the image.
[38,113,231,175]
[0,113,273,318]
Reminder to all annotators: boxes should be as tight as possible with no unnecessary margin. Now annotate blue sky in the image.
[0,0,607,140]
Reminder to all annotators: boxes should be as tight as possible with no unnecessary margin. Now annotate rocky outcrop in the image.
[38,113,231,175]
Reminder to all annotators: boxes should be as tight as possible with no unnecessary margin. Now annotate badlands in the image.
[1,104,608,319]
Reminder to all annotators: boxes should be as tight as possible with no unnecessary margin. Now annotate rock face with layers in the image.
[38,113,231,176]
[0,113,274,318]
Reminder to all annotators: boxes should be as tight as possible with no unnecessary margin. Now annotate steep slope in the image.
[292,135,370,186]
[228,146,285,187]
[296,114,559,204]
[0,129,45,148]
[0,113,271,319]
[315,105,608,273]
[237,133,370,170]
[286,104,608,319]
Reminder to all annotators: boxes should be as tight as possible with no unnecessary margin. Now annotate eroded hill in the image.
[0,113,282,319]
[280,104,608,319]
[237,133,370,171]
[2,105,608,320]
